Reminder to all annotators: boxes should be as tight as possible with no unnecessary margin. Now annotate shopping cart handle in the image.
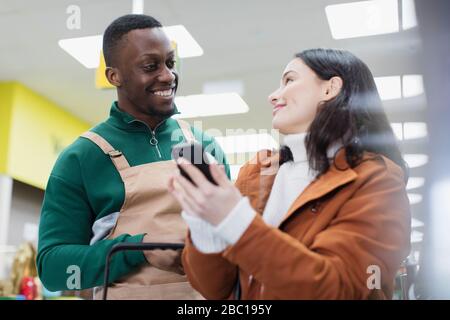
[102,242,185,300]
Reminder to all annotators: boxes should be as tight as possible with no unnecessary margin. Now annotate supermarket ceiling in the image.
[0,0,425,129]
[0,0,428,228]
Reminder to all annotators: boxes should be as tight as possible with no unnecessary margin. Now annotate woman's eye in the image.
[286,78,293,84]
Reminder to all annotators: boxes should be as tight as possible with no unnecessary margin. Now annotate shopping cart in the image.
[102,245,412,300]
[101,242,185,300]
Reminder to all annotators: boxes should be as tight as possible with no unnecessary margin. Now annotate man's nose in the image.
[159,66,176,83]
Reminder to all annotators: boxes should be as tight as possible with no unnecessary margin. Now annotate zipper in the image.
[131,119,165,159]
[149,128,162,158]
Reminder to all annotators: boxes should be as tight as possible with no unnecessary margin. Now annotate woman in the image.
[169,48,411,299]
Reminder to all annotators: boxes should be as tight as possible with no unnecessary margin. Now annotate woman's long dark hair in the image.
[281,48,407,179]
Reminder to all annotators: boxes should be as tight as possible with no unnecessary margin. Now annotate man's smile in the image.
[149,87,175,98]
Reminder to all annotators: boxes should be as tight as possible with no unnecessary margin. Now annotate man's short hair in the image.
[103,14,162,66]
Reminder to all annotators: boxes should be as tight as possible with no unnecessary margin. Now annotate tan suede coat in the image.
[182,148,411,299]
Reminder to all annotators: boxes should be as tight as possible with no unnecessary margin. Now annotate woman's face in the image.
[268,58,330,135]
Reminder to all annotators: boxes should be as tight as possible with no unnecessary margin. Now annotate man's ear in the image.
[105,67,122,87]
[323,76,343,101]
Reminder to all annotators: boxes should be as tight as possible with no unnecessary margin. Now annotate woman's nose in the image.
[268,89,280,106]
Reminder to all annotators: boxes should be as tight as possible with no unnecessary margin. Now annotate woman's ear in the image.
[323,76,343,101]
[105,67,122,87]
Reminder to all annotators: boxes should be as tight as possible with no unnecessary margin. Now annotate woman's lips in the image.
[273,105,286,115]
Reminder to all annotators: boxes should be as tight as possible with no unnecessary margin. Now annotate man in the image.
[37,14,229,299]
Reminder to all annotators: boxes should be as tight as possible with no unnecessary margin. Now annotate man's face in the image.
[114,28,178,118]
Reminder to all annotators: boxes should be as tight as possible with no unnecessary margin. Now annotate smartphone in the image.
[171,142,218,185]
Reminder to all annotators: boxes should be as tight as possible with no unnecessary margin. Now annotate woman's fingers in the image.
[170,173,206,215]
[210,163,229,187]
[169,180,200,215]
[168,176,176,192]
[176,173,205,205]
[179,192,204,216]
[177,158,213,190]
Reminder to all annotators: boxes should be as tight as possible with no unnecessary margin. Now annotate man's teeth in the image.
[152,89,173,97]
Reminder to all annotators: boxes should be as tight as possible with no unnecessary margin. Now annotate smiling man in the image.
[37,14,229,299]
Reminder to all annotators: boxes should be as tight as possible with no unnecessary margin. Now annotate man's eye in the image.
[167,60,176,69]
[143,64,157,71]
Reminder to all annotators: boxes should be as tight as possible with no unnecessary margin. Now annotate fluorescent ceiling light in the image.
[162,25,203,58]
[391,123,403,140]
[325,0,417,39]
[58,35,103,68]
[411,230,423,243]
[391,122,428,140]
[325,0,399,40]
[58,25,203,69]
[402,0,418,30]
[407,177,425,190]
[411,217,424,228]
[408,193,423,205]
[374,76,402,100]
[404,154,429,169]
[375,75,424,100]
[214,133,278,154]
[203,80,245,96]
[404,122,427,140]
[402,74,424,98]
[174,93,249,119]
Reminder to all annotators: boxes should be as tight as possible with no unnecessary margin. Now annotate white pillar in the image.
[0,174,13,246]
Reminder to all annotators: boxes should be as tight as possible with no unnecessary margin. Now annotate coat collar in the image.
[280,148,357,225]
[243,147,358,225]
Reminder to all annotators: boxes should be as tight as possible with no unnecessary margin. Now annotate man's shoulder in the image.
[52,127,108,175]
[59,120,112,156]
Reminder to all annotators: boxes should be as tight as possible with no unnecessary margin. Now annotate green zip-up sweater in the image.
[37,102,230,291]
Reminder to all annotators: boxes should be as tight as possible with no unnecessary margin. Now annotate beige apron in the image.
[81,119,204,300]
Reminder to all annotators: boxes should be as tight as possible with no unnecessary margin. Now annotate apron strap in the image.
[80,131,131,173]
[176,119,196,143]
[82,120,193,174]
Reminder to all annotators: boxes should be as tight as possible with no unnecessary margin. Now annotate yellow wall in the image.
[0,82,90,189]
[0,82,15,174]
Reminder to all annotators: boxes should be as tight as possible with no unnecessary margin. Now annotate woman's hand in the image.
[168,158,242,226]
